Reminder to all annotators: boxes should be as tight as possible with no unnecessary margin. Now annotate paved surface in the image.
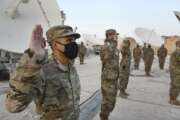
[80,90,101,120]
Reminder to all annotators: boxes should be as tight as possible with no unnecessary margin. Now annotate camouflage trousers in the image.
[40,109,79,120]
[170,74,180,99]
[100,79,118,117]
[158,58,166,69]
[169,84,180,99]
[79,53,85,64]
[145,61,153,75]
[134,58,141,69]
[118,73,130,91]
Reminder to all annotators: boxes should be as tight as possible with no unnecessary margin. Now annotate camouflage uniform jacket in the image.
[157,47,167,58]
[133,47,142,59]
[120,47,131,75]
[79,44,86,55]
[6,52,80,120]
[169,48,180,87]
[100,40,119,81]
[142,46,146,53]
[144,48,154,63]
[142,46,147,60]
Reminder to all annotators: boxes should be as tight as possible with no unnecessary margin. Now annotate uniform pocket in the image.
[102,69,118,80]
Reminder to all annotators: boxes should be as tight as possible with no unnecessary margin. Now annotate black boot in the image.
[169,96,180,105]
[119,90,128,98]
[124,91,130,96]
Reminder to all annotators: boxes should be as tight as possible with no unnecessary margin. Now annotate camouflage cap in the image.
[123,37,131,47]
[46,25,80,42]
[105,29,119,35]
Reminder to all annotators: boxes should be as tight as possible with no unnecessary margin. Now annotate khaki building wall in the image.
[163,36,180,54]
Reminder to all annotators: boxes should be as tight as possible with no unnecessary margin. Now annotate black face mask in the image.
[64,42,78,59]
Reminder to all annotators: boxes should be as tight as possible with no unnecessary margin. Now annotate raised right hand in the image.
[28,25,46,56]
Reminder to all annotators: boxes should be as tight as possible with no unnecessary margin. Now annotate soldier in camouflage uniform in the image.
[99,29,119,120]
[144,44,154,76]
[169,40,180,105]
[133,44,142,70]
[142,43,147,62]
[118,38,131,98]
[157,44,167,70]
[78,42,86,64]
[5,25,81,120]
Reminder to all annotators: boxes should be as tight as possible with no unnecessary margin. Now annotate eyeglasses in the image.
[55,37,75,45]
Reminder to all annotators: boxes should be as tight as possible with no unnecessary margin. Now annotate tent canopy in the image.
[135,27,164,47]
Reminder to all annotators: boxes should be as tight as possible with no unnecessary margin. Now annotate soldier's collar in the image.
[55,59,68,71]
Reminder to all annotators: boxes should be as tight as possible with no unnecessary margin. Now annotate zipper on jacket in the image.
[68,65,76,120]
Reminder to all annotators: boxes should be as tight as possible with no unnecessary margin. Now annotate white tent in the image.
[135,27,164,47]
[0,0,62,52]
[81,34,104,46]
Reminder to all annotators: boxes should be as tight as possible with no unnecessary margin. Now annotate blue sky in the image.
[57,0,180,38]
